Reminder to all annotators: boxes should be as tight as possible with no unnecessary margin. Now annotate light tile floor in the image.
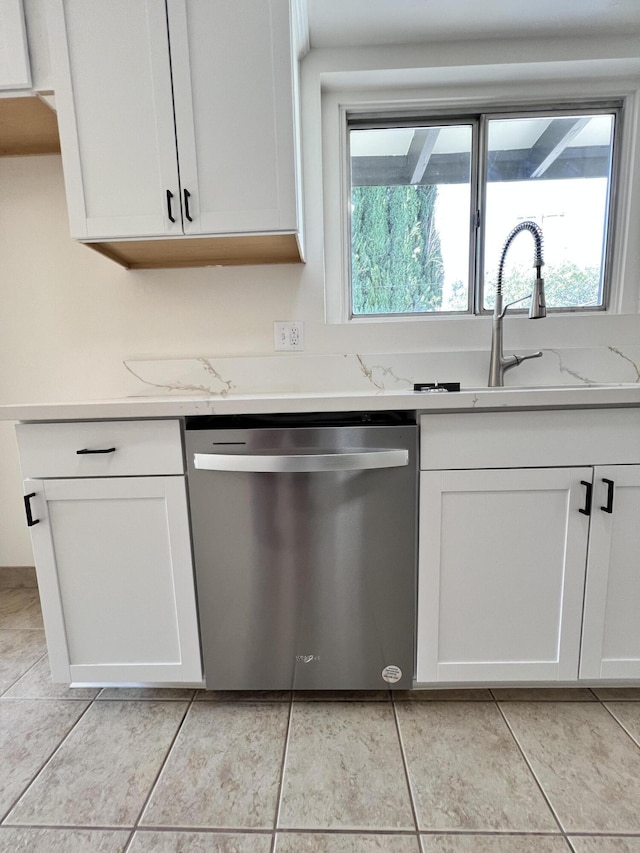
[3,587,640,851]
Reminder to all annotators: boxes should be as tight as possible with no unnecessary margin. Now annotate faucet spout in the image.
[530,275,547,320]
[488,221,547,388]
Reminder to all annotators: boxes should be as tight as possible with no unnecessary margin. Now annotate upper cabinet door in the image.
[49,0,181,238]
[0,0,31,89]
[580,465,640,680]
[167,0,298,235]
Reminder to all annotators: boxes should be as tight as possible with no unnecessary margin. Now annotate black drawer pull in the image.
[24,492,39,527]
[579,480,592,516]
[166,189,176,223]
[76,447,116,455]
[601,478,615,513]
[184,188,192,222]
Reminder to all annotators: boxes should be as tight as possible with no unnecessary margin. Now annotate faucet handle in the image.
[514,351,543,365]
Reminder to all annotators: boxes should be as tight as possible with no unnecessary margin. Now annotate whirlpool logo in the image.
[296,654,320,663]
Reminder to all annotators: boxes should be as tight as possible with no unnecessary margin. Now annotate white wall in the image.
[0,155,309,563]
[2,32,640,564]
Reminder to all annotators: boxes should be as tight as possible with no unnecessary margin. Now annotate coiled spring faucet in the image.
[488,220,547,387]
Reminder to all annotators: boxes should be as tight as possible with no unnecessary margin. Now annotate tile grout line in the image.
[567,832,640,838]
[272,828,423,836]
[121,694,196,853]
[270,696,294,853]
[0,651,49,699]
[128,824,276,835]
[1,821,152,834]
[115,824,640,837]
[0,694,97,826]
[391,695,423,851]
[494,699,568,839]
[598,699,640,751]
[418,829,577,837]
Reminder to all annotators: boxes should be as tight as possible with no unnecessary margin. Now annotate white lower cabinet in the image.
[417,409,640,686]
[24,476,201,685]
[17,420,202,686]
[417,467,591,684]
[580,465,640,679]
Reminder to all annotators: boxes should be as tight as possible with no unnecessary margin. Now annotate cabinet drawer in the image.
[16,420,184,477]
[420,408,640,470]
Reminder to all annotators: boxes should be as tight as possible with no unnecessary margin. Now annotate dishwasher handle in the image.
[193,448,409,473]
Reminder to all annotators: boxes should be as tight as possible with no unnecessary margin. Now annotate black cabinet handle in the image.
[601,478,615,513]
[166,189,176,223]
[579,480,592,516]
[24,492,39,527]
[184,188,192,222]
[76,447,116,455]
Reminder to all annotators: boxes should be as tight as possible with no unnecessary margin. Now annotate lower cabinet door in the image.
[417,467,591,684]
[25,476,202,685]
[580,465,640,679]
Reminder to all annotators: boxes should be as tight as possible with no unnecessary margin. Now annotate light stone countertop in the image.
[2,383,640,422]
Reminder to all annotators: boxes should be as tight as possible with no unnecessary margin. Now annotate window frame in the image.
[343,99,624,321]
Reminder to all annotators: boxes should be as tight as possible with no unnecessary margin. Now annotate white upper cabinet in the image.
[168,0,298,236]
[48,0,303,266]
[49,0,181,239]
[0,0,31,89]
[0,0,60,158]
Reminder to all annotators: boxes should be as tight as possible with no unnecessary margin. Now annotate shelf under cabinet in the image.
[87,232,304,269]
[0,95,60,156]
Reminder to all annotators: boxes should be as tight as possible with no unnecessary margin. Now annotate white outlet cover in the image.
[274,321,304,351]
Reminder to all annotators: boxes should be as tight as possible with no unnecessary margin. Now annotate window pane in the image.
[349,125,473,316]
[483,113,615,311]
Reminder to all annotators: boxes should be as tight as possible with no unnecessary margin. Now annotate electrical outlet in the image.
[274,321,304,351]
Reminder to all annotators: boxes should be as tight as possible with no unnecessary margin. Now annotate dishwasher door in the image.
[186,414,417,690]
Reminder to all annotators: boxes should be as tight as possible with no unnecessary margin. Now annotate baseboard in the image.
[0,566,37,588]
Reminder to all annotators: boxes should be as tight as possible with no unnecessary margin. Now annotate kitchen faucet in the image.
[488,220,547,387]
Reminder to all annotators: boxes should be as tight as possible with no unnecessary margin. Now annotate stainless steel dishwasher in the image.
[185,411,417,690]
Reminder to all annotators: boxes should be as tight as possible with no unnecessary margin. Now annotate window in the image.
[347,103,620,319]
